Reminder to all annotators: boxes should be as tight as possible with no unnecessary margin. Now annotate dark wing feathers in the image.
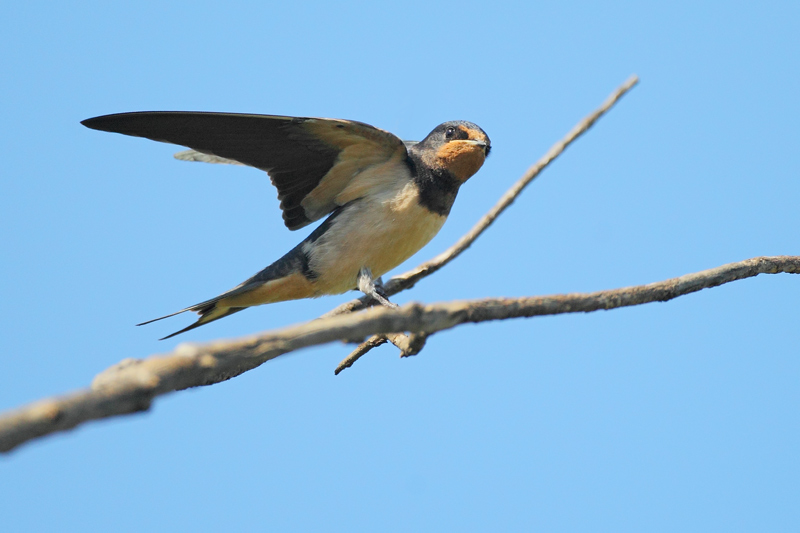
[81,112,407,230]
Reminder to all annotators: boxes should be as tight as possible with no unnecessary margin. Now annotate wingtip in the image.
[80,113,130,132]
[81,115,104,130]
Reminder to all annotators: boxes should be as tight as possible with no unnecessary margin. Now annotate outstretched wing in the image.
[81,112,409,230]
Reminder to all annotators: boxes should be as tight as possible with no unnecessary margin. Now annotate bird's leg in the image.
[358,267,398,309]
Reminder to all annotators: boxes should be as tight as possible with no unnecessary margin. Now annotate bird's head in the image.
[413,121,491,183]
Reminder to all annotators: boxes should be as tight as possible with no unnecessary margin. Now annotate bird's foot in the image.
[358,267,398,309]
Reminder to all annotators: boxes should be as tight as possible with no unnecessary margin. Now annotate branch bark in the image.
[2,255,797,452]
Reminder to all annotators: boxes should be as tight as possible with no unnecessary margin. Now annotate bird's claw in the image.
[358,268,398,308]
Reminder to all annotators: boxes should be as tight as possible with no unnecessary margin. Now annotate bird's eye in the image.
[445,126,456,139]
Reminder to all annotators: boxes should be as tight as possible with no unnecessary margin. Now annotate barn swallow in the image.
[81,112,490,339]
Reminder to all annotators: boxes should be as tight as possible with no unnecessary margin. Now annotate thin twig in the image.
[1,255,798,452]
[335,335,388,375]
[328,75,640,371]
[335,332,427,375]
[323,75,640,319]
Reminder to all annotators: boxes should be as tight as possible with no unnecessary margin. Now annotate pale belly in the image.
[304,187,446,295]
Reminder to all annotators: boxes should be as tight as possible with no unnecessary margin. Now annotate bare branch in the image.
[323,74,640,318]
[2,255,797,452]
[334,332,427,375]
[336,335,389,375]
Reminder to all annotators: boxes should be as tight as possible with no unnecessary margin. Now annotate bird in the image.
[81,112,491,339]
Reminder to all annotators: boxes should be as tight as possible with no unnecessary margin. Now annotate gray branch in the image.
[2,255,797,453]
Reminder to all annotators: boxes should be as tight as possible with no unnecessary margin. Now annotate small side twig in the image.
[335,332,428,375]
[335,335,388,375]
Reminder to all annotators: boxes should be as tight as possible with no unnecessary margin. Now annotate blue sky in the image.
[2,1,799,531]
